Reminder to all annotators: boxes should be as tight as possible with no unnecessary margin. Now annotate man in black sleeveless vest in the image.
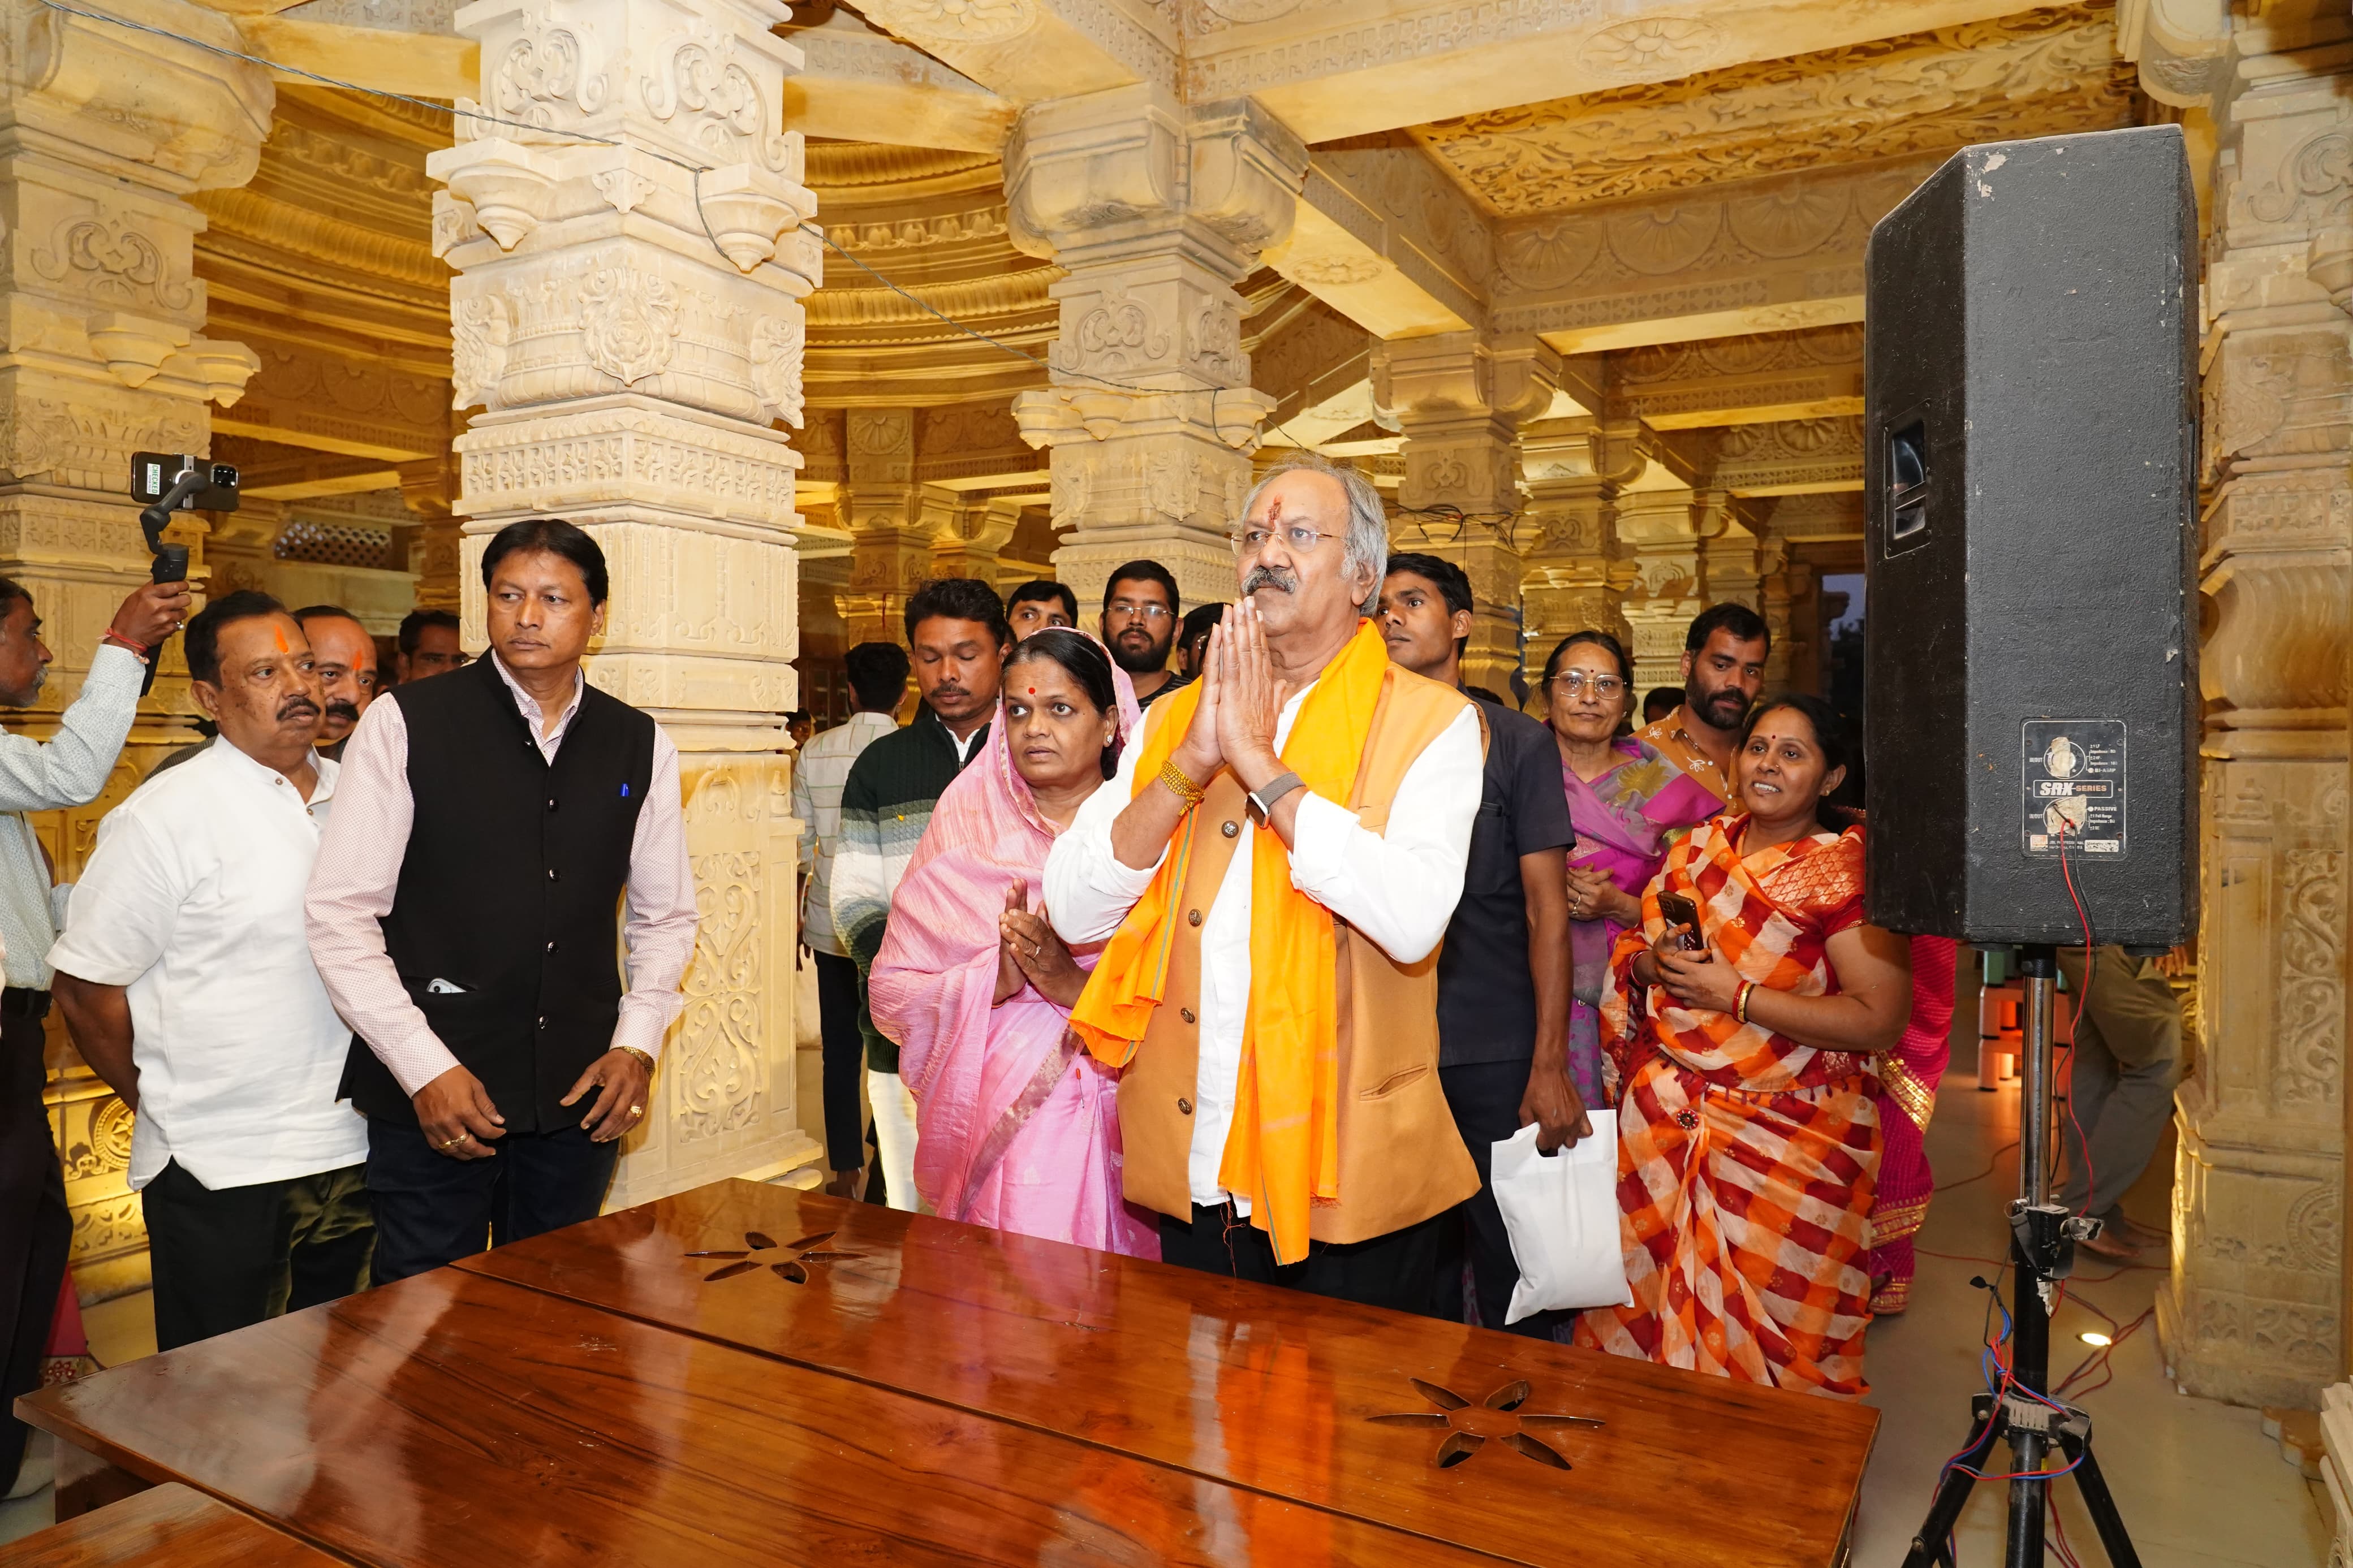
[307,520,700,1282]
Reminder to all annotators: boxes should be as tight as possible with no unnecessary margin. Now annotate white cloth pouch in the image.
[1492,1121,1634,1324]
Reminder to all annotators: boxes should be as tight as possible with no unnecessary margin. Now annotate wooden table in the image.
[20,1180,1876,1567]
[0,1484,336,1567]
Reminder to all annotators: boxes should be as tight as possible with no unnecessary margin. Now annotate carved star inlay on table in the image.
[686,1229,865,1285]
[1368,1378,1604,1471]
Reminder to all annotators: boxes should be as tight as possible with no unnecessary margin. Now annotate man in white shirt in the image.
[50,592,368,1353]
[791,640,906,1198]
[1045,453,1483,1311]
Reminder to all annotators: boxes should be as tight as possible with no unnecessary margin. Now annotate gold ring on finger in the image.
[629,1104,644,1116]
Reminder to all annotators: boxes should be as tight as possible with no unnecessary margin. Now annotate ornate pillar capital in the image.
[1005,88,1307,609]
[1368,330,1561,692]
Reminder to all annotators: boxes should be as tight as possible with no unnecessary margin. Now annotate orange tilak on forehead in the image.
[273,623,289,652]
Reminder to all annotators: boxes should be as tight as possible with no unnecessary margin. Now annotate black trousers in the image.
[1160,1200,1447,1316]
[365,1116,618,1284]
[141,1160,374,1353]
[811,949,867,1173]
[0,1004,67,1485]
[1434,1059,1572,1340]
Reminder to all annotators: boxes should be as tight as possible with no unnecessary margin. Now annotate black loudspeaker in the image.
[1863,125,2197,949]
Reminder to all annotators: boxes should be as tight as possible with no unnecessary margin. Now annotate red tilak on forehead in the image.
[273,624,288,652]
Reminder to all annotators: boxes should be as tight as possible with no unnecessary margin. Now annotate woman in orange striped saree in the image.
[1574,694,1912,1398]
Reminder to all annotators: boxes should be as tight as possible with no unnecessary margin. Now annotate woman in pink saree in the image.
[869,630,1158,1256]
[1539,631,1721,1107]
[1867,934,1958,1313]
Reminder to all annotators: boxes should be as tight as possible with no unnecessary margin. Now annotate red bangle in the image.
[99,631,148,660]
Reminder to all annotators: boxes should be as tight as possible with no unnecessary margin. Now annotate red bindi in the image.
[1027,686,1035,694]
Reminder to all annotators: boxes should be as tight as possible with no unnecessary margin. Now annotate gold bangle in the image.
[616,1046,656,1075]
[1734,981,1754,1025]
[1157,758,1205,806]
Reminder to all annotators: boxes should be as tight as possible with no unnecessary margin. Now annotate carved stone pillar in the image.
[1614,486,1742,690]
[398,453,462,612]
[926,490,1019,582]
[1371,332,1557,694]
[835,408,928,646]
[1009,89,1305,611]
[432,0,822,1204]
[2160,20,2352,1414]
[1518,417,1640,676]
[0,0,270,1302]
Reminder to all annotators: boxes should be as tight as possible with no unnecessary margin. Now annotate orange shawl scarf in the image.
[1071,621,1392,1264]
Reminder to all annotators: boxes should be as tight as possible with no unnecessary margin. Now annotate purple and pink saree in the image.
[1561,736,1721,1106]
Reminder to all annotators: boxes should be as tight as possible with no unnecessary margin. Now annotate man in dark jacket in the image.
[306,519,698,1282]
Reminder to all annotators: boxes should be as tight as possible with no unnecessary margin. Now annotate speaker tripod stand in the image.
[1900,944,2141,1568]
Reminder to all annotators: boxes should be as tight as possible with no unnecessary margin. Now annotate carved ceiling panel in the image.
[803,144,1058,406]
[1409,3,2138,217]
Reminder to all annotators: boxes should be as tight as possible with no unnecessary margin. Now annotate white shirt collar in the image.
[210,733,337,806]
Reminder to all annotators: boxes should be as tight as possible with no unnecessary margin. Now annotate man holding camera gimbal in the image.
[0,574,191,1498]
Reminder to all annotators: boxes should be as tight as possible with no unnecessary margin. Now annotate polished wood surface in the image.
[455,1181,1878,1567]
[18,1266,1497,1568]
[0,1484,338,1568]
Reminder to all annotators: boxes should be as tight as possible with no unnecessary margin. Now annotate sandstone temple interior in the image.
[14,0,2348,1532]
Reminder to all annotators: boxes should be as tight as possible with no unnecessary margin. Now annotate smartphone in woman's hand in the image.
[1656,892,1705,953]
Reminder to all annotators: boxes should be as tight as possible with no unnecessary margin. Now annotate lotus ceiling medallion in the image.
[686,1229,864,1285]
[1368,1378,1605,1471]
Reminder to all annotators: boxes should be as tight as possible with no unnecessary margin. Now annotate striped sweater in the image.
[829,705,989,1073]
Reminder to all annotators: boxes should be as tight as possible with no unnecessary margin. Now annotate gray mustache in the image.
[1242,566,1297,595]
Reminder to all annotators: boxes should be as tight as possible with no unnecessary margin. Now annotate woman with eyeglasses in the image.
[1539,632,1720,1109]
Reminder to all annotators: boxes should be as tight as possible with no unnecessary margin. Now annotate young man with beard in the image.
[51,593,371,1351]
[294,606,378,761]
[833,578,1006,1210]
[1101,560,1184,708]
[1046,455,1483,1310]
[1378,554,1587,1335]
[1638,602,1770,807]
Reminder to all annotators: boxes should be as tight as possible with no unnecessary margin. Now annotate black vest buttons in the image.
[1221,820,1239,839]
[1177,1097,1193,1116]
[1180,1007,1195,1023]
[546,940,558,953]
[547,797,559,811]
[1186,909,1202,927]
[547,867,560,881]
[537,1014,547,1028]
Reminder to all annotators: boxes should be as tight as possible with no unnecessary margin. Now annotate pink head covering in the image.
[868,631,1140,1223]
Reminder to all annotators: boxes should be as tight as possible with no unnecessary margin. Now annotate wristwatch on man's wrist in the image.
[1245,771,1305,824]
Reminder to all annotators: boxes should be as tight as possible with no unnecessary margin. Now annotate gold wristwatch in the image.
[616,1046,656,1075]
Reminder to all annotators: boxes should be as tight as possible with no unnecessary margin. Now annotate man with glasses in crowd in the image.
[1100,560,1184,709]
[1047,453,1483,1311]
